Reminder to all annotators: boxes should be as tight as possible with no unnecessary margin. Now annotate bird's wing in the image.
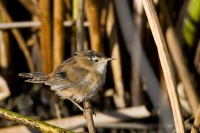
[49,66,90,91]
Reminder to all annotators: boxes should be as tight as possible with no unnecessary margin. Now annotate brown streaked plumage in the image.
[19,50,115,111]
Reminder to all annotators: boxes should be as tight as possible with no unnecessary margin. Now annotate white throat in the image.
[96,63,107,74]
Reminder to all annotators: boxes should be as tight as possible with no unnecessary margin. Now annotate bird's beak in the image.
[106,58,117,61]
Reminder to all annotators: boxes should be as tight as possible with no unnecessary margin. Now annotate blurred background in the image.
[0,0,199,132]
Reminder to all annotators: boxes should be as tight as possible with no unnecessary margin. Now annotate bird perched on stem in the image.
[19,50,115,111]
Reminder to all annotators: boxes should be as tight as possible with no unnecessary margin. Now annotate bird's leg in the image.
[68,99,84,111]
[83,100,96,116]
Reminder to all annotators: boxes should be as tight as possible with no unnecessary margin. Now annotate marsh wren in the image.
[19,50,115,111]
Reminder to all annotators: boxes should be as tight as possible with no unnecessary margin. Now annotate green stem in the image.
[0,107,73,133]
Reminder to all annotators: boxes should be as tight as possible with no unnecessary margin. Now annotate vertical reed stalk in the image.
[53,0,64,69]
[40,0,52,73]
[85,0,101,51]
[106,1,125,108]
[76,0,85,51]
[160,0,199,115]
[142,0,185,132]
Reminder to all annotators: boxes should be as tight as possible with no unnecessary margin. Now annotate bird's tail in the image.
[18,72,50,83]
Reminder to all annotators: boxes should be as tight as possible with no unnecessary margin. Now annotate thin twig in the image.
[142,0,185,132]
[0,107,73,133]
[83,100,96,133]
[0,21,89,30]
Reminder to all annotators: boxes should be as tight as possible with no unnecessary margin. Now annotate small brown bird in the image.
[19,50,115,111]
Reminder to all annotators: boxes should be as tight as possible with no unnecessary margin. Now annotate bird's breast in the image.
[55,71,105,102]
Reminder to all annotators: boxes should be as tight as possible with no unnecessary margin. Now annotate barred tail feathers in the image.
[18,72,50,83]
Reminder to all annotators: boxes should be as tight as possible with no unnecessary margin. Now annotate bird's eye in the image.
[94,59,99,62]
